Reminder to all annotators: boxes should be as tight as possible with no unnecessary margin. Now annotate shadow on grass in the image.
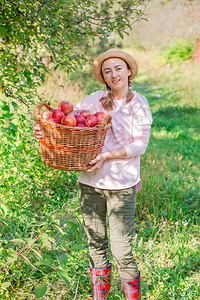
[151,106,200,132]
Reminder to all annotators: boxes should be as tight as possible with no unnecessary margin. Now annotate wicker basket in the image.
[35,102,112,171]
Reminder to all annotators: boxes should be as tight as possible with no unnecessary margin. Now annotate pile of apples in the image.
[42,101,105,127]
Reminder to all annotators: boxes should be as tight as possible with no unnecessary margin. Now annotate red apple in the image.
[49,118,60,124]
[61,114,76,127]
[43,111,52,120]
[80,110,93,119]
[75,114,85,124]
[58,101,73,114]
[76,123,87,127]
[85,116,99,127]
[95,111,105,120]
[52,109,65,122]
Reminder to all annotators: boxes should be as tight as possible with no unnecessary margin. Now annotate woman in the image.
[34,48,153,299]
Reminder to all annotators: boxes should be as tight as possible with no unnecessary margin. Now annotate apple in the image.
[75,114,85,124]
[95,111,105,120]
[80,110,93,119]
[43,111,52,120]
[49,118,60,124]
[85,115,99,127]
[52,109,65,122]
[61,114,76,127]
[76,123,87,127]
[58,101,73,114]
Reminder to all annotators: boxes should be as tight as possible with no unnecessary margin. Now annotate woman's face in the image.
[102,58,131,91]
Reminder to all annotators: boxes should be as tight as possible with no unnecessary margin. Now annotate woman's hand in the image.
[33,122,43,141]
[86,153,107,172]
[86,146,128,172]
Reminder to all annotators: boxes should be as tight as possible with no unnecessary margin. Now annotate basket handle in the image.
[99,114,112,126]
[35,102,54,121]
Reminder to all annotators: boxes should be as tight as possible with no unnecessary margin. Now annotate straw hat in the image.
[93,48,138,84]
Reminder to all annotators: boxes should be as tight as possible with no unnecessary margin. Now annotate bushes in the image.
[159,39,195,64]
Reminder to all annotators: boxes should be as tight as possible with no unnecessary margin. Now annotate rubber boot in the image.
[90,264,112,300]
[121,272,141,299]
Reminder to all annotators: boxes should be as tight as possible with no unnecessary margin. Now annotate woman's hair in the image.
[99,63,135,111]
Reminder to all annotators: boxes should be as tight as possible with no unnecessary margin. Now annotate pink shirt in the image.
[75,90,153,191]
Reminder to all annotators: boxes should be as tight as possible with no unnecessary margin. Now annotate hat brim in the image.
[93,48,138,84]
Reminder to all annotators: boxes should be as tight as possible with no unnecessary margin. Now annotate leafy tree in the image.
[0,0,148,105]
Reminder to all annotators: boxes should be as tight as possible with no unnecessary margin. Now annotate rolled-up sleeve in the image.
[124,104,153,157]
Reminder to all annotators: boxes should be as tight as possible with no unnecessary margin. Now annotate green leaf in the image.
[23,69,31,79]
[57,270,71,285]
[11,101,18,110]
[117,29,124,39]
[70,244,85,250]
[36,259,52,267]
[0,204,8,217]
[11,239,26,244]
[1,113,14,120]
[68,220,79,228]
[138,237,143,249]
[1,282,11,290]
[1,103,10,112]
[34,284,47,299]
[0,100,7,107]
[7,252,18,264]
[0,217,8,226]
[26,238,36,247]
[9,122,18,131]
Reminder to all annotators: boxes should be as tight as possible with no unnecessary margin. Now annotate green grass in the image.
[0,48,199,299]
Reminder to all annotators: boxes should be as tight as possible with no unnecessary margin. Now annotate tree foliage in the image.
[0,0,148,104]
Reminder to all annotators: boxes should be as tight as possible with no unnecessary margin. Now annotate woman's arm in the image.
[124,103,153,157]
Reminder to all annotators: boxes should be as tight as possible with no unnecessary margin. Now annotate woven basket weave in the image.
[35,102,112,171]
